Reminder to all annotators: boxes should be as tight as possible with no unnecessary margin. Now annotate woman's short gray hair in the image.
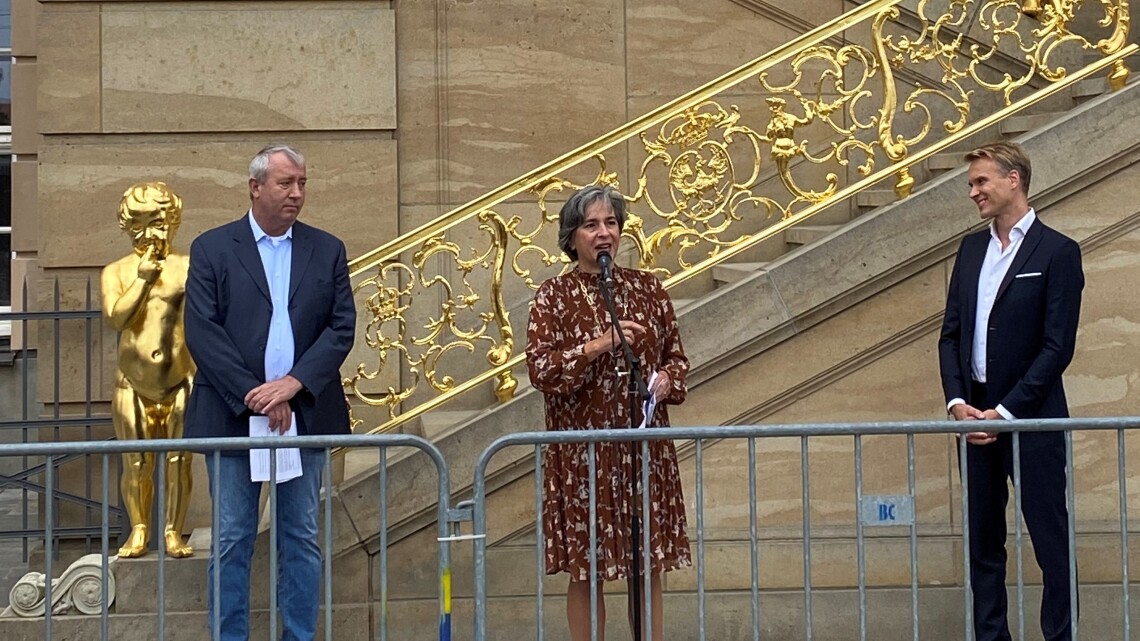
[557,185,627,261]
[249,144,306,184]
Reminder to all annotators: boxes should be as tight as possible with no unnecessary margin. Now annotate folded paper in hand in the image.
[249,414,303,484]
[638,372,659,430]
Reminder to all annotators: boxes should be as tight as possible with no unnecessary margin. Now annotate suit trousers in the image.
[965,380,1075,641]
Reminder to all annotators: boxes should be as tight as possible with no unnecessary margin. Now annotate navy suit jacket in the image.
[184,216,356,438]
[938,217,1084,421]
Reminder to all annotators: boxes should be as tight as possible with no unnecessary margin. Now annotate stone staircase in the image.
[307,74,1140,639]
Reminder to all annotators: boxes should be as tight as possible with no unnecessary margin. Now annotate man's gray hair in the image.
[557,185,627,261]
[249,144,306,184]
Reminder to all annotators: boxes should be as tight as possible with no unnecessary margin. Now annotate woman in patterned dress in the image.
[525,185,691,641]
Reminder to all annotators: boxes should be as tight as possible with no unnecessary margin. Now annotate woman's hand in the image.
[584,320,645,361]
[650,370,671,401]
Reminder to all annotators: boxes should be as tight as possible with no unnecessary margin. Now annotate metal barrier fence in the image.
[472,418,1140,641]
[0,281,119,560]
[0,434,453,641]
[0,418,1138,640]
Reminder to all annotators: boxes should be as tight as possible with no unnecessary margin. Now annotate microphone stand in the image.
[597,267,649,641]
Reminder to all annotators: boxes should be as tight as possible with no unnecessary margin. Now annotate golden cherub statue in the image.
[100,182,195,558]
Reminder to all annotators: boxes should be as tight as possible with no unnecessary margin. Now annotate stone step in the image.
[926,151,963,174]
[998,112,1059,136]
[5,584,1136,641]
[406,409,482,442]
[341,447,380,484]
[112,527,374,615]
[339,409,481,483]
[785,224,841,247]
[110,529,210,615]
[711,262,770,286]
[854,189,897,210]
[1073,75,1108,102]
[0,604,372,641]
[1080,50,1111,66]
[672,298,695,311]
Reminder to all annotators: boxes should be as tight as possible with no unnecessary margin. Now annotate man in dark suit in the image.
[939,141,1083,641]
[185,144,355,641]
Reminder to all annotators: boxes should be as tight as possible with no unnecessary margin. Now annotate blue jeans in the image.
[206,449,325,641]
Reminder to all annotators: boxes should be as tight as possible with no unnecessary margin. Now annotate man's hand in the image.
[964,430,998,446]
[949,403,984,421]
[245,375,303,415]
[950,403,997,445]
[137,245,164,284]
[265,403,292,434]
[979,409,1002,421]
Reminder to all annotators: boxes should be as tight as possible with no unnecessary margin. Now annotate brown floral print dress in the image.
[525,265,692,581]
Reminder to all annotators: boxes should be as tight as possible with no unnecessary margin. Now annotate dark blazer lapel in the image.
[994,218,1044,303]
[288,223,313,305]
[231,218,272,303]
[961,232,986,329]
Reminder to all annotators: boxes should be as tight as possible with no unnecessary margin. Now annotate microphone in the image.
[597,251,614,288]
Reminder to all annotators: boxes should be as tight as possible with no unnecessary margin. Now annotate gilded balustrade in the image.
[346,0,1134,434]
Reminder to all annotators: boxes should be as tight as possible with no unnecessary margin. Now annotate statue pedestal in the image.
[111,529,211,615]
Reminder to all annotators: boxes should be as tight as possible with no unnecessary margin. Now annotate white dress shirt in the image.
[248,211,295,383]
[949,209,1036,420]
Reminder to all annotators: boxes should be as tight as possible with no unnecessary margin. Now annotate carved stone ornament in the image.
[0,554,117,617]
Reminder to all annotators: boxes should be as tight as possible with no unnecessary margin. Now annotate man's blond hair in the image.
[964,142,1032,197]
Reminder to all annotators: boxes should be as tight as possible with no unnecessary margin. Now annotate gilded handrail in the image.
[345,0,1133,435]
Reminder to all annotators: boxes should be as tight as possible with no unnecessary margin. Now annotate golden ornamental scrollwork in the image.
[758,42,886,195]
[624,103,771,272]
[1031,0,1132,88]
[346,0,1132,433]
[345,212,518,420]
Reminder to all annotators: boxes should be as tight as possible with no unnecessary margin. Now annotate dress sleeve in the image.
[525,279,592,396]
[655,280,689,405]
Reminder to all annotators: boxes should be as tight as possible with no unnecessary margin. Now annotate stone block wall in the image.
[13,0,402,533]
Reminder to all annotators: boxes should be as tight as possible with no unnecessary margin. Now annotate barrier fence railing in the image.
[1,418,1138,640]
[0,280,120,559]
[0,434,453,641]
[472,417,1140,641]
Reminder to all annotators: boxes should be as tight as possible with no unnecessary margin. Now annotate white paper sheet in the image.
[638,371,659,430]
[249,414,303,484]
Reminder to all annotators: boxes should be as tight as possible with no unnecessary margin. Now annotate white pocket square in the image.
[1014,272,1042,279]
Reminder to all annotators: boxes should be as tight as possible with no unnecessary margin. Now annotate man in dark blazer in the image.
[184,144,355,641]
[939,141,1083,641]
